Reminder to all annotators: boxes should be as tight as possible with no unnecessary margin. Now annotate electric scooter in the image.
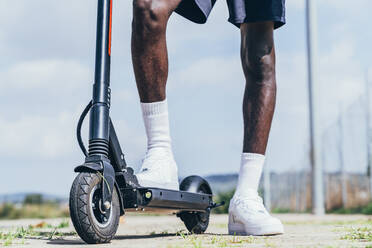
[69,0,223,244]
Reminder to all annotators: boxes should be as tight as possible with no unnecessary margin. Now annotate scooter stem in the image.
[89,0,113,157]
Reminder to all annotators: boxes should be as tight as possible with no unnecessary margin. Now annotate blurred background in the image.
[0,0,371,219]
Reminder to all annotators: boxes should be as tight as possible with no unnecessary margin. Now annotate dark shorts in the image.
[175,0,285,29]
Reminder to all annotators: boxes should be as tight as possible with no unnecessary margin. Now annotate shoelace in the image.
[233,195,269,215]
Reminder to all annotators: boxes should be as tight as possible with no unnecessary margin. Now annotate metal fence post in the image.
[306,0,325,215]
[263,161,271,211]
[339,104,348,208]
[365,70,372,199]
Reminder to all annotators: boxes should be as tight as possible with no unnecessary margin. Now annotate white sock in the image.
[234,153,265,197]
[141,99,172,154]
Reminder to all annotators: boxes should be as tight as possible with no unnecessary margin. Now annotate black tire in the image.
[179,176,212,234]
[69,172,120,244]
[179,210,210,234]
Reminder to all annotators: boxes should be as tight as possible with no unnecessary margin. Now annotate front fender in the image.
[74,162,102,173]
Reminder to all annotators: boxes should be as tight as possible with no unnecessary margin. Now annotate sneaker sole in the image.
[137,179,179,191]
[228,222,284,236]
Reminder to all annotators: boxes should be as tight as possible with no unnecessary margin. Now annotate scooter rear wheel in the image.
[69,172,120,244]
[178,176,212,234]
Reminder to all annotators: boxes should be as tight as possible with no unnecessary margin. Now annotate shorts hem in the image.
[228,16,286,29]
[175,0,213,24]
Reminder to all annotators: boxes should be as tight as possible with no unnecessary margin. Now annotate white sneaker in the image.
[136,149,179,190]
[228,191,284,236]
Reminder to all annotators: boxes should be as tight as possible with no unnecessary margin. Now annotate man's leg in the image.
[241,21,276,155]
[131,0,182,190]
[237,22,276,195]
[132,0,181,103]
[228,22,283,235]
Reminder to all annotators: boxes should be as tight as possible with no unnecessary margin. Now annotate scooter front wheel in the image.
[69,172,120,244]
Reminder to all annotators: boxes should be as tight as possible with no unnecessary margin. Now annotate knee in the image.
[242,45,276,87]
[132,0,168,36]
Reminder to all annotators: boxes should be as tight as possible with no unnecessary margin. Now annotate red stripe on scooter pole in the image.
[109,0,113,56]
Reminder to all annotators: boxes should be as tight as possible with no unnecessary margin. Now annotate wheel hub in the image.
[90,185,113,228]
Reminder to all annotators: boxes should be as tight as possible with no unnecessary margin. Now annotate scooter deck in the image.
[122,187,213,212]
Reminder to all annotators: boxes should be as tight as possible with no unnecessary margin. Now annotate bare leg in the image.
[228,22,283,237]
[240,22,276,154]
[132,0,182,103]
[234,21,277,201]
[131,0,182,190]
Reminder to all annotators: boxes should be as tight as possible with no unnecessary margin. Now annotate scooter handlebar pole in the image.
[88,0,113,157]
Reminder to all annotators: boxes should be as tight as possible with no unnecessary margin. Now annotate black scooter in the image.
[69,0,223,244]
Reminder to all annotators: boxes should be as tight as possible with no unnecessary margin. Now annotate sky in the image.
[0,0,371,196]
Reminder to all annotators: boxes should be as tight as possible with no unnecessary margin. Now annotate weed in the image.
[28,220,69,231]
[271,208,291,214]
[176,230,187,240]
[0,203,69,220]
[0,220,76,246]
[328,201,372,215]
[243,236,255,243]
[176,230,257,248]
[191,238,203,248]
[230,235,243,244]
[166,245,185,248]
[56,220,69,229]
[217,239,228,248]
[341,227,372,242]
[211,235,219,244]
[284,219,371,226]
[212,223,228,229]
[265,240,277,248]
[212,190,234,214]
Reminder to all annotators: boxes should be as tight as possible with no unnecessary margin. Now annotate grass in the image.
[264,239,277,248]
[174,230,256,248]
[283,219,372,226]
[0,220,75,246]
[327,202,372,215]
[341,226,372,242]
[0,203,69,220]
[211,223,227,229]
[212,190,234,214]
[271,208,292,214]
[213,189,372,216]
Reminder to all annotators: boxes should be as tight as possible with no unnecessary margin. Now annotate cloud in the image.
[0,108,144,161]
[318,40,365,127]
[267,35,367,172]
[285,0,370,14]
[275,37,365,128]
[0,60,91,91]
[0,0,370,195]
[287,0,305,10]
[170,56,243,87]
[0,111,77,159]
[321,0,370,14]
